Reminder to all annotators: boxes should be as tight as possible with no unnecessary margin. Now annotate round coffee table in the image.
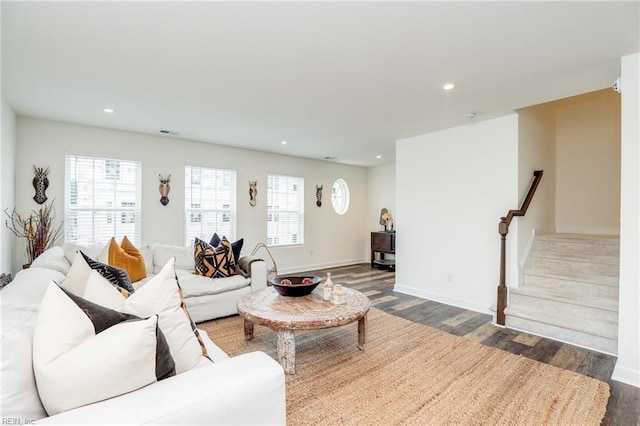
[237,286,370,374]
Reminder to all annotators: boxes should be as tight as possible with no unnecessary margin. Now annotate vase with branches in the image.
[4,202,64,267]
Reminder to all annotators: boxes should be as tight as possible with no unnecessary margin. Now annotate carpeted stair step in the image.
[507,233,620,355]
[504,305,618,355]
[534,233,620,257]
[527,251,619,277]
[509,286,618,322]
[523,268,618,298]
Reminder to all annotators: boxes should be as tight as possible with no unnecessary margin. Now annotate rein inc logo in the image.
[2,418,34,425]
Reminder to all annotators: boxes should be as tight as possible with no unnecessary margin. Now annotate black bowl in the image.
[270,275,322,297]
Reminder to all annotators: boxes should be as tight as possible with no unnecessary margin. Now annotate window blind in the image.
[184,165,237,247]
[65,154,142,245]
[267,174,304,247]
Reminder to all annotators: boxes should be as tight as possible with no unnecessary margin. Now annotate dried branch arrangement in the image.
[4,202,64,265]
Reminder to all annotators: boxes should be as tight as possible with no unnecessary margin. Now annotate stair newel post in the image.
[497,217,509,326]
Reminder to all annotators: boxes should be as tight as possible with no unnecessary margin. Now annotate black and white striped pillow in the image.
[80,251,135,294]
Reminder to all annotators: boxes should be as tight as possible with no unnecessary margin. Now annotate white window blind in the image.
[267,174,304,247]
[185,165,237,247]
[65,154,142,245]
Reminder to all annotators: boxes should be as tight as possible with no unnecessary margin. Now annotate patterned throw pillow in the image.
[194,238,234,278]
[32,283,175,416]
[80,251,135,294]
[108,236,147,282]
[209,233,244,265]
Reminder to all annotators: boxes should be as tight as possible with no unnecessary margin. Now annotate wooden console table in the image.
[371,231,395,269]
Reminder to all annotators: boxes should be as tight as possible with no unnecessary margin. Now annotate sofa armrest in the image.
[238,256,267,292]
[37,352,286,425]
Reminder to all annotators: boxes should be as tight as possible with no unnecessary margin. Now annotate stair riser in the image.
[529,257,619,277]
[533,240,619,257]
[523,275,619,298]
[509,293,618,321]
[505,316,617,355]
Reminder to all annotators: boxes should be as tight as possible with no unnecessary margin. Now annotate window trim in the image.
[331,178,350,215]
[266,173,305,248]
[184,165,237,247]
[65,154,142,245]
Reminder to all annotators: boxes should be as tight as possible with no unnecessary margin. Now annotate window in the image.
[331,178,350,215]
[65,154,141,245]
[185,166,236,246]
[267,174,304,247]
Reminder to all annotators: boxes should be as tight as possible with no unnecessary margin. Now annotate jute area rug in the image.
[200,308,609,425]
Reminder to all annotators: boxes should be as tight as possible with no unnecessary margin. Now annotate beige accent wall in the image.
[554,89,621,235]
[516,104,556,285]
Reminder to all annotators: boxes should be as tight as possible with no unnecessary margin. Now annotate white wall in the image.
[555,90,621,235]
[1,98,16,275]
[367,164,396,260]
[613,52,640,388]
[396,115,519,313]
[516,104,556,285]
[14,117,369,273]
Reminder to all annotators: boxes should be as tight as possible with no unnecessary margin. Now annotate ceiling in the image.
[2,2,638,167]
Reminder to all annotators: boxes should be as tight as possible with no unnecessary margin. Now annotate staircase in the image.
[505,233,619,355]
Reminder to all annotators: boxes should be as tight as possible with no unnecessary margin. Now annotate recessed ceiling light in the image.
[103,108,115,114]
[442,83,455,91]
[462,112,476,120]
[281,140,288,145]
[376,155,382,159]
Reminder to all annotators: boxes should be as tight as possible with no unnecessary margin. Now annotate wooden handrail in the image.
[496,170,543,326]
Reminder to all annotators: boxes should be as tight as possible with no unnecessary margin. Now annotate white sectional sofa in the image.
[34,243,268,323]
[0,245,285,425]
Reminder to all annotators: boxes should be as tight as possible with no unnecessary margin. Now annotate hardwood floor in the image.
[299,263,639,426]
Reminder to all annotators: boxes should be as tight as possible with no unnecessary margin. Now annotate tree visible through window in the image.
[267,174,304,247]
[65,154,141,245]
[184,166,236,246]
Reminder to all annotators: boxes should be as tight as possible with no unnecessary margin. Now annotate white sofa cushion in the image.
[0,267,65,311]
[62,242,105,264]
[176,271,251,298]
[83,258,212,374]
[0,308,48,421]
[152,244,194,274]
[30,246,71,275]
[32,283,175,416]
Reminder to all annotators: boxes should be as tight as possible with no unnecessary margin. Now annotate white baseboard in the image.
[612,363,640,388]
[394,285,492,315]
[278,258,368,275]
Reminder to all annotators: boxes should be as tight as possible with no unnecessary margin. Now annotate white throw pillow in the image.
[32,283,176,416]
[83,257,212,374]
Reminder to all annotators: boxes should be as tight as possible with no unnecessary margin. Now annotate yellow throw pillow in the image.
[108,236,147,282]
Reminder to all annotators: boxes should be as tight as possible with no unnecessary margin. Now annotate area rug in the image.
[200,308,609,425]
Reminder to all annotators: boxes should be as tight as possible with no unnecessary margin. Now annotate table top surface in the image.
[237,286,370,330]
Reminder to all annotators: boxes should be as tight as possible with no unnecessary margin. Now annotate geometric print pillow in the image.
[80,251,135,294]
[209,233,244,268]
[194,238,234,278]
[32,283,175,416]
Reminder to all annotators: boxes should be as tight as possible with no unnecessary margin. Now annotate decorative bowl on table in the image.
[270,275,322,297]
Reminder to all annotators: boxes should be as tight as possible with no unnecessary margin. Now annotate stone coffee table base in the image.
[237,286,370,374]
